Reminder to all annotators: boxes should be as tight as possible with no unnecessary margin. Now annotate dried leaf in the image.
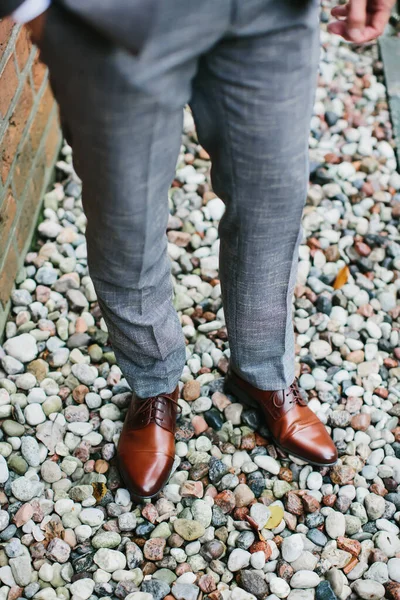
[244,514,260,532]
[333,264,350,290]
[43,517,65,545]
[92,482,108,502]
[265,505,284,529]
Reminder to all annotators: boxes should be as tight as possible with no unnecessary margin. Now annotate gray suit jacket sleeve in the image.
[57,0,157,55]
[0,0,26,18]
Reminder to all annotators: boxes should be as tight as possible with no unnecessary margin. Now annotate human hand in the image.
[25,11,47,44]
[328,0,395,42]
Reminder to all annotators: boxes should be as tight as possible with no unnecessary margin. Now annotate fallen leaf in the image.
[92,482,108,502]
[42,518,65,545]
[264,505,284,529]
[333,264,350,289]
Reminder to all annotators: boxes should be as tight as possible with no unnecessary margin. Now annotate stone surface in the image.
[282,534,304,563]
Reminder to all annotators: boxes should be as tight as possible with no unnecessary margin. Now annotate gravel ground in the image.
[1,7,400,600]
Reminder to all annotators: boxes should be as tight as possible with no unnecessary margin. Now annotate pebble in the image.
[3,334,38,363]
[20,436,41,467]
[41,460,62,483]
[137,579,169,600]
[310,340,332,360]
[173,519,205,541]
[325,512,346,539]
[290,571,320,588]
[171,583,200,600]
[307,472,323,490]
[80,508,105,527]
[24,403,46,426]
[270,577,291,598]
[9,555,32,586]
[11,477,43,501]
[365,494,386,520]
[234,483,255,507]
[0,457,9,484]
[228,549,251,572]
[253,455,280,475]
[352,580,385,600]
[282,534,304,563]
[250,503,271,529]
[47,538,71,563]
[70,579,95,599]
[94,548,127,572]
[388,558,400,583]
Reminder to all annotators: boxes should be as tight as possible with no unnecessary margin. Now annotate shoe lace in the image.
[133,393,182,422]
[285,382,307,406]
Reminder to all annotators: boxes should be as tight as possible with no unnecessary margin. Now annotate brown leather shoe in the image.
[117,386,180,500]
[224,370,338,467]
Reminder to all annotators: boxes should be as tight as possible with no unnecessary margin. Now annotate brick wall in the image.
[0,19,61,335]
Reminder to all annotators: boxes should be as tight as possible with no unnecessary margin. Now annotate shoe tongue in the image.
[149,396,164,419]
[135,396,161,420]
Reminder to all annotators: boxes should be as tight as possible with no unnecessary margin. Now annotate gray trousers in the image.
[41,0,320,397]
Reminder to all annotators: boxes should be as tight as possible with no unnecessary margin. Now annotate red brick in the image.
[31,51,47,91]
[15,27,31,72]
[45,110,61,167]
[0,55,18,117]
[0,81,34,184]
[13,136,33,198]
[0,18,14,61]
[0,23,60,318]
[0,136,12,185]
[30,83,54,153]
[15,79,34,129]
[15,178,42,253]
[0,243,17,308]
[31,147,47,203]
[0,190,17,258]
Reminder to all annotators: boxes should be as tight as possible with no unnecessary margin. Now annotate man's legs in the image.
[40,1,232,398]
[189,0,337,466]
[190,0,320,391]
[39,7,190,398]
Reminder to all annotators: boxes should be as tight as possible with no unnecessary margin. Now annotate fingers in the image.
[369,7,391,36]
[347,0,368,41]
[329,0,391,42]
[331,5,349,17]
[327,20,348,37]
[329,1,367,42]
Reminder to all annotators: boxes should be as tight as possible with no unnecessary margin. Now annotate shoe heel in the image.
[224,379,259,409]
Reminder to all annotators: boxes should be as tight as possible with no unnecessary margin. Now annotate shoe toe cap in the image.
[118,451,174,498]
[308,442,338,466]
[290,425,338,466]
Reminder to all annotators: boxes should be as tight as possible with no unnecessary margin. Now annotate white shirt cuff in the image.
[12,0,51,24]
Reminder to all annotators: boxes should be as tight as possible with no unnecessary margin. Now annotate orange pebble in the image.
[94,459,109,474]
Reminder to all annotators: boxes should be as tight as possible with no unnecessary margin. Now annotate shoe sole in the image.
[224,379,338,469]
